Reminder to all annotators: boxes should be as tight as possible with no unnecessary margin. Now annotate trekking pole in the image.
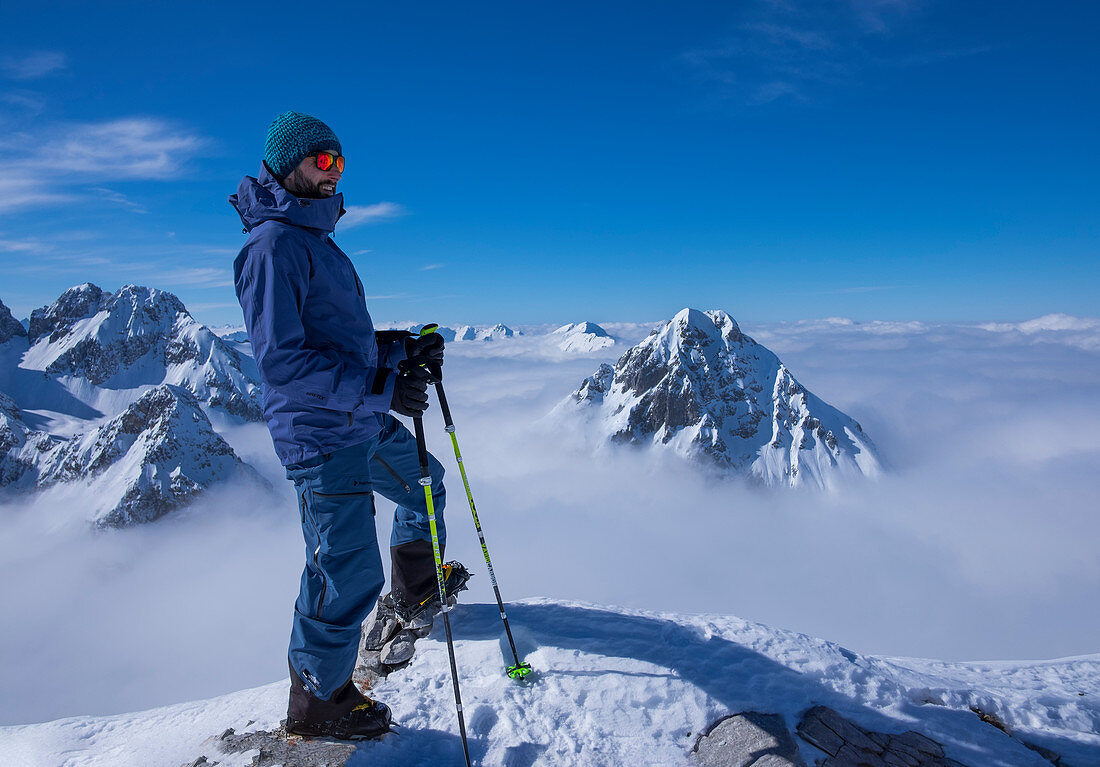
[417,325,533,681]
[413,411,472,767]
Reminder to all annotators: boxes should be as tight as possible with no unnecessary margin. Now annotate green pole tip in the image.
[507,662,534,680]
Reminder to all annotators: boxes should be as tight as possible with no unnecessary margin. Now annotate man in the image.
[229,111,464,740]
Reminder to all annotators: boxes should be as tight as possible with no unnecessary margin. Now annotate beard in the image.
[282,168,335,199]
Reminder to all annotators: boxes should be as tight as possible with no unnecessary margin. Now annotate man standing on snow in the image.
[230,111,464,740]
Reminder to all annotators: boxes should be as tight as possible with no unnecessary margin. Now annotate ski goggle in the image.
[314,152,345,173]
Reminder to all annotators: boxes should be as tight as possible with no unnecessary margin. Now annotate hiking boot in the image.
[392,561,471,625]
[286,665,392,741]
[286,698,392,741]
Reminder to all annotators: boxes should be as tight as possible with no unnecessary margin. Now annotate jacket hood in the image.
[229,164,344,234]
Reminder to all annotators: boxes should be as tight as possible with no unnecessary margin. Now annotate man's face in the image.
[282,153,342,199]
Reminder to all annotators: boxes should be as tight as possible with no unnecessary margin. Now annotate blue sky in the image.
[0,0,1096,327]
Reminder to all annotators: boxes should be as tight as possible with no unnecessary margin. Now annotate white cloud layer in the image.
[0,314,1097,725]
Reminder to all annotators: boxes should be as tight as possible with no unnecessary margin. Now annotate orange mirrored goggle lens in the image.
[315,152,345,173]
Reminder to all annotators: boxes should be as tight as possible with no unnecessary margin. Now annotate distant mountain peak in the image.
[558,307,880,489]
[553,321,615,353]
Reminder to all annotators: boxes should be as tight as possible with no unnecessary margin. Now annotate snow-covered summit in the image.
[21,283,262,421]
[559,308,881,489]
[553,321,615,353]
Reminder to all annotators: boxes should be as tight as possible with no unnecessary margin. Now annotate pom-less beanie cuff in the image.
[264,111,342,180]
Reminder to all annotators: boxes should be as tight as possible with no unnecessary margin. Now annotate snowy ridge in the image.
[3,599,1096,766]
[22,283,263,422]
[557,308,881,488]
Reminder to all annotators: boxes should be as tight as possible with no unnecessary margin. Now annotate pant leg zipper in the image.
[373,455,412,493]
[302,493,327,619]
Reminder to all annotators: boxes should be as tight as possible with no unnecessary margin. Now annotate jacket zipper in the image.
[373,455,412,493]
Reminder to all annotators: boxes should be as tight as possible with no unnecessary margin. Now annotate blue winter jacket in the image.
[229,165,404,465]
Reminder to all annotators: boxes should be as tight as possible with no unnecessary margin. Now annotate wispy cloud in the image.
[0,175,73,212]
[681,0,983,104]
[339,202,408,229]
[420,263,445,271]
[0,237,45,254]
[848,0,922,33]
[89,188,147,214]
[1,51,67,80]
[38,118,206,178]
[158,267,234,289]
[0,91,47,117]
[0,116,207,211]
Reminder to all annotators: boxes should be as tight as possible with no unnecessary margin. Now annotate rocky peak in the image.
[561,307,880,489]
[0,298,28,344]
[28,282,107,343]
[105,284,187,330]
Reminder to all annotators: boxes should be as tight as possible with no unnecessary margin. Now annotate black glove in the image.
[391,366,431,417]
[375,329,414,346]
[404,332,445,379]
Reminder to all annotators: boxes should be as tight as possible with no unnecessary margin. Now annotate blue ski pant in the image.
[284,413,446,701]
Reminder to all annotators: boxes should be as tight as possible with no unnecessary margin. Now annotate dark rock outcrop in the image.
[0,298,28,345]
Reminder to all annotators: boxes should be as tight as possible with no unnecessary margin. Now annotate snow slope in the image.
[2,600,1096,767]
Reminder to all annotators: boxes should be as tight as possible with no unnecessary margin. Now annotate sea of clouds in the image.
[1,313,1098,725]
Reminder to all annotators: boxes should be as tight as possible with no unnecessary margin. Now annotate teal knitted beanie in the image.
[263,111,342,180]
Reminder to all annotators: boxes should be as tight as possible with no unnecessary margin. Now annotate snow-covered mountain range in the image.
[0,286,266,527]
[21,283,262,422]
[383,322,523,343]
[557,308,881,488]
